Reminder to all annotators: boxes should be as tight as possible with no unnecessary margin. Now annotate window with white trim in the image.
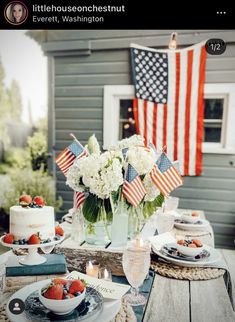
[103,84,235,154]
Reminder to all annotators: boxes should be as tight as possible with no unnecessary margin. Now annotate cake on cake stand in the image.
[0,236,65,265]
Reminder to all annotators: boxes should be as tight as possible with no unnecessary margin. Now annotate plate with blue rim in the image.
[6,280,121,322]
[152,243,221,267]
[174,218,210,231]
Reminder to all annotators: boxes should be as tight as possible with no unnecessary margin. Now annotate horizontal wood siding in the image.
[49,30,235,249]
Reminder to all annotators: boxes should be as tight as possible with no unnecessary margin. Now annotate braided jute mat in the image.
[151,260,225,281]
[0,292,136,322]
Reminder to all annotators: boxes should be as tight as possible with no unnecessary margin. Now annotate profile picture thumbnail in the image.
[4,1,28,25]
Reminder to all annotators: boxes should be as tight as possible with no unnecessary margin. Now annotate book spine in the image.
[6,264,67,277]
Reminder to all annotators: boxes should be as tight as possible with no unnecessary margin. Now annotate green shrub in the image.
[27,131,48,171]
[2,168,62,214]
[4,147,30,169]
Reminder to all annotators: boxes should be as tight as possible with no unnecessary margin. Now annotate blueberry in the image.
[75,292,81,296]
[63,290,68,295]
[14,241,19,245]
[22,239,26,244]
[19,240,24,245]
[64,295,70,299]
[46,238,51,243]
[54,236,60,241]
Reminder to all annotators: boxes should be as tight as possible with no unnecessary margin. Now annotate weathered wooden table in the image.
[1,210,235,322]
[143,248,235,322]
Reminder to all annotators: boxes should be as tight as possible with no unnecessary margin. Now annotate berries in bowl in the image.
[181,211,200,223]
[176,239,203,257]
[39,278,86,315]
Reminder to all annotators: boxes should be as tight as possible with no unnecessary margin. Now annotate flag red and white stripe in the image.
[55,140,87,176]
[73,191,86,209]
[132,42,207,176]
[150,153,183,196]
[122,164,146,207]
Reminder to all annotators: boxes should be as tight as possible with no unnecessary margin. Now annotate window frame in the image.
[103,84,235,154]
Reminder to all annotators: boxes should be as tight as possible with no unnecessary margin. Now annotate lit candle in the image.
[86,260,100,278]
[98,267,112,281]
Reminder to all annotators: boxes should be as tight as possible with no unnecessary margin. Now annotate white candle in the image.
[86,260,99,278]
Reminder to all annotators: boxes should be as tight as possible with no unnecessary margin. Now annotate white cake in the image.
[10,206,55,241]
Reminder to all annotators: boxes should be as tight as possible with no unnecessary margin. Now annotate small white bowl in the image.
[181,211,200,223]
[39,284,86,315]
[177,243,203,257]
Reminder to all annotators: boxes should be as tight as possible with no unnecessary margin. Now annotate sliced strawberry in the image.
[3,233,14,244]
[52,278,68,285]
[69,280,85,294]
[33,196,45,207]
[43,284,63,300]
[55,226,64,236]
[19,195,32,207]
[191,212,199,217]
[28,233,41,244]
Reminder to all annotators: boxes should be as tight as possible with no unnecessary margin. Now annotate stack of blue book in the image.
[6,253,67,277]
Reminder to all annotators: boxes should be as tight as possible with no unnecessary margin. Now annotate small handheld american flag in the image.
[122,163,146,207]
[55,139,87,176]
[150,153,183,196]
[73,191,87,209]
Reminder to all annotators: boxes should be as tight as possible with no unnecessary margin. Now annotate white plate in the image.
[152,244,221,267]
[174,219,210,231]
[6,279,121,322]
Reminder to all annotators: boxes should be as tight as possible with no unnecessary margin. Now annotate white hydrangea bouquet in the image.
[65,134,164,228]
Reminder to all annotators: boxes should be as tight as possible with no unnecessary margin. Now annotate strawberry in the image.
[33,196,45,207]
[69,280,85,294]
[43,284,63,300]
[3,233,14,244]
[52,278,68,286]
[192,212,199,217]
[55,226,64,236]
[177,239,185,245]
[192,239,202,247]
[28,233,41,244]
[19,195,32,207]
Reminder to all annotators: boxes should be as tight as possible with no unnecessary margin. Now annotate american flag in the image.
[73,191,87,209]
[122,164,146,207]
[55,140,87,175]
[130,42,207,176]
[150,153,183,196]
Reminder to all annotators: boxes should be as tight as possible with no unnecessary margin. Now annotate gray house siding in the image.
[36,30,235,249]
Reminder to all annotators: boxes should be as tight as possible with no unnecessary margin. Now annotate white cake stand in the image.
[0,235,65,266]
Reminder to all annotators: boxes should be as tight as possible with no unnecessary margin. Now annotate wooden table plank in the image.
[190,277,235,322]
[221,248,235,303]
[143,274,190,322]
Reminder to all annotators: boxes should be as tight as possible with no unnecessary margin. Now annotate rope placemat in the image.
[0,300,136,322]
[151,260,225,281]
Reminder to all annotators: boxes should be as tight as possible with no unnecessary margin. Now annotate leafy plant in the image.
[27,131,48,171]
[4,147,30,169]
[142,193,164,219]
[2,168,62,214]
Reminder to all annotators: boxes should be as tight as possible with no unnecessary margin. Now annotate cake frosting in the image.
[10,206,55,241]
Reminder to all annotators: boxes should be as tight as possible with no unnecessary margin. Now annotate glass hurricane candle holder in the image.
[86,260,100,278]
[98,267,112,281]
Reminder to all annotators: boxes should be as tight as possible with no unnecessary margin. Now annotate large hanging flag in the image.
[122,164,146,207]
[55,140,87,175]
[130,42,207,176]
[150,153,183,196]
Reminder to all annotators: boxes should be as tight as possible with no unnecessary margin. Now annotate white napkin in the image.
[148,232,176,251]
